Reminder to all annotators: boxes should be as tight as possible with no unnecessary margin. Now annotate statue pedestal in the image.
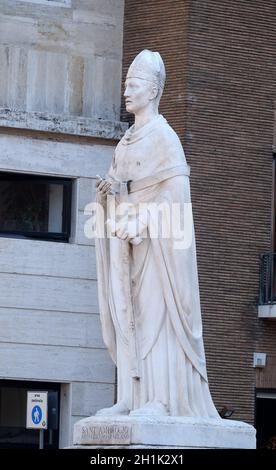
[73,415,256,449]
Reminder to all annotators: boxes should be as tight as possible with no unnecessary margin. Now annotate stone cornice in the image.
[0,108,128,140]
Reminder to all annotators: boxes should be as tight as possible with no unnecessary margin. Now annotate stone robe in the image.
[95,114,219,417]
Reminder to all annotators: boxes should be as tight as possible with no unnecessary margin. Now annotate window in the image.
[0,172,72,242]
[0,380,60,449]
[256,391,276,448]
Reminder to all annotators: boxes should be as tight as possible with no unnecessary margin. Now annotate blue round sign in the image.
[32,405,42,425]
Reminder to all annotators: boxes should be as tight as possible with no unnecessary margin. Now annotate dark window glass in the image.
[0,172,72,242]
[256,393,276,449]
[0,380,60,449]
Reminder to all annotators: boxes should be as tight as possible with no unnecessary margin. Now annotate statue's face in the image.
[124,77,157,114]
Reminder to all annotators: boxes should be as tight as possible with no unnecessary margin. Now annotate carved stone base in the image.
[73,415,256,449]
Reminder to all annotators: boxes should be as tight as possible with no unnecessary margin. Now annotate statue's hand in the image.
[114,217,147,243]
[95,175,112,203]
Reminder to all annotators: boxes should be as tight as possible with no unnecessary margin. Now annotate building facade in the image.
[122,0,276,445]
[0,0,126,448]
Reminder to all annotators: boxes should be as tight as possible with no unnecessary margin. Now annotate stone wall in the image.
[0,0,126,447]
[0,0,125,129]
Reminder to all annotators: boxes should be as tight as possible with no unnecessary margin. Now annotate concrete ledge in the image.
[73,415,256,449]
[258,304,276,318]
[0,108,128,141]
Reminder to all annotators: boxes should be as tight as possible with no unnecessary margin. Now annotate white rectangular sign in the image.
[26,391,48,429]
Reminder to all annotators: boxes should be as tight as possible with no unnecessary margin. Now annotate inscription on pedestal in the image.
[81,423,131,445]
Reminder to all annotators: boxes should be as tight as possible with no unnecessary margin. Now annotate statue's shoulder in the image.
[154,116,184,151]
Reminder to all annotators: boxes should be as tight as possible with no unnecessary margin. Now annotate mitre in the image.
[126,49,166,90]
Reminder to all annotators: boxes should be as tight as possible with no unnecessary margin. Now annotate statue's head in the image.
[124,49,166,115]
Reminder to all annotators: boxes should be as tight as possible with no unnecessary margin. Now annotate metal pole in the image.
[271,154,276,253]
[39,429,44,449]
[271,253,274,303]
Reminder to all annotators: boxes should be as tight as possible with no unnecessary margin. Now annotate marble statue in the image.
[94,49,219,419]
[73,50,256,449]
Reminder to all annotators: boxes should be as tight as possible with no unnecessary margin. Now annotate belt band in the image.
[108,164,190,195]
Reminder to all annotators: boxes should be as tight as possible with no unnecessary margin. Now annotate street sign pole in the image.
[26,391,48,449]
[39,429,44,450]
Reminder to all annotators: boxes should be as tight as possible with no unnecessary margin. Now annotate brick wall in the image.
[121,0,188,137]
[122,0,276,424]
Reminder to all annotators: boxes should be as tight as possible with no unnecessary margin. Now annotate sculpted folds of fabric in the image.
[95,115,219,418]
